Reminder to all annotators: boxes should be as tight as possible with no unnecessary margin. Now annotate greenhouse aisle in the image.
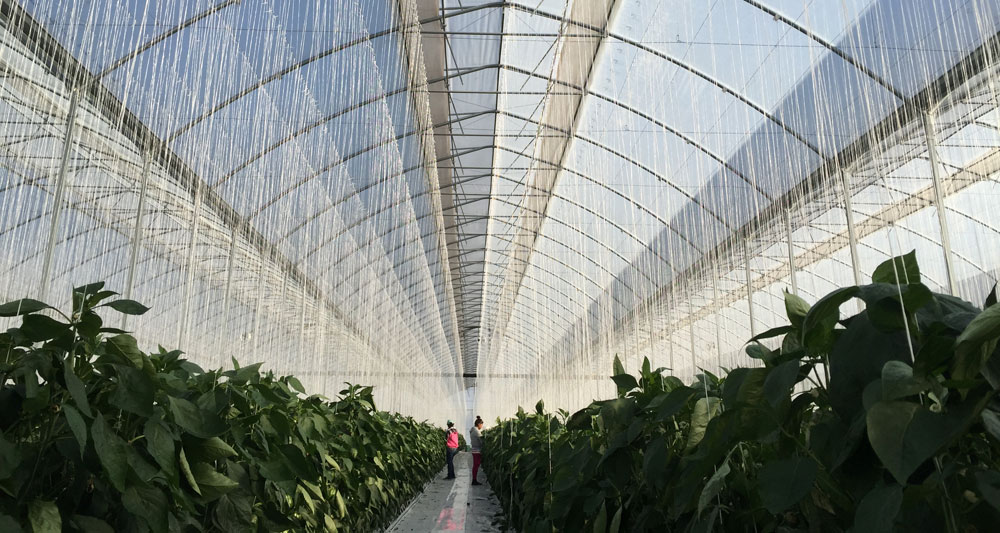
[389,452,504,532]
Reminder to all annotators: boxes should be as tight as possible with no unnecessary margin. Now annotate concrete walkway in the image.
[388,452,504,532]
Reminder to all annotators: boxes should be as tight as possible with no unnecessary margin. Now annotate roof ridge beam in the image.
[394,0,463,378]
[484,0,620,367]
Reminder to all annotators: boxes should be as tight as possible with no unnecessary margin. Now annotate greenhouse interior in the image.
[2,0,1000,531]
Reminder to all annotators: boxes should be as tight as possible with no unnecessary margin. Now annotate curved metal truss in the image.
[0,0,997,421]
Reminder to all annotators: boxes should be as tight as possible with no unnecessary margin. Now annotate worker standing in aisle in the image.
[470,416,484,485]
[444,420,459,479]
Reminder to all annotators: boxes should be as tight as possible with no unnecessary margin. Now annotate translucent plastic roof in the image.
[0,0,998,421]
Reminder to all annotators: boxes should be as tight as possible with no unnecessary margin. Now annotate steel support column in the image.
[840,170,863,287]
[688,313,697,376]
[785,209,798,295]
[251,259,265,361]
[744,241,756,338]
[923,112,958,294]
[221,229,237,322]
[122,150,152,328]
[298,281,307,366]
[177,183,202,348]
[711,259,723,367]
[39,86,81,297]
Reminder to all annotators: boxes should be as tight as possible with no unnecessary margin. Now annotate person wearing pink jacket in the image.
[444,420,459,479]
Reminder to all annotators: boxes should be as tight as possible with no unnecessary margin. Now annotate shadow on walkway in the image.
[388,452,504,532]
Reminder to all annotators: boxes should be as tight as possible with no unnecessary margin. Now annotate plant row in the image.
[484,252,1000,532]
[0,282,445,532]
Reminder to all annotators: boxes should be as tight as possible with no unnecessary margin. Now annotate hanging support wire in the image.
[922,112,958,295]
[39,85,81,298]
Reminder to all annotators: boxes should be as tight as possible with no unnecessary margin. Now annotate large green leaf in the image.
[286,376,305,394]
[784,290,810,328]
[168,397,225,438]
[685,397,721,451]
[191,462,239,500]
[122,484,168,533]
[643,436,668,486]
[259,457,295,483]
[954,303,1000,382]
[106,335,144,368]
[611,373,639,396]
[185,436,237,463]
[213,494,254,531]
[0,298,50,316]
[858,283,933,332]
[983,408,1000,442]
[762,360,800,408]
[828,314,910,420]
[20,314,70,342]
[62,405,88,456]
[145,420,177,483]
[103,299,150,316]
[598,398,634,430]
[749,325,794,343]
[110,365,154,416]
[565,406,597,431]
[866,392,990,484]
[613,354,626,377]
[63,362,92,417]
[721,368,752,408]
[592,502,607,533]
[279,443,319,480]
[651,386,695,422]
[179,447,200,495]
[744,343,775,366]
[850,484,902,533]
[697,461,730,516]
[73,282,106,299]
[756,457,817,514]
[801,286,860,351]
[609,505,622,533]
[871,250,920,284]
[975,469,1000,512]
[879,361,929,401]
[0,514,21,533]
[229,362,264,385]
[71,515,115,533]
[91,413,128,492]
[725,368,768,412]
[0,429,22,479]
[913,334,956,377]
[28,500,61,533]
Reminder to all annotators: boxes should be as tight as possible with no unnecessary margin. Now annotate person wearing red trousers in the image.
[469,416,484,485]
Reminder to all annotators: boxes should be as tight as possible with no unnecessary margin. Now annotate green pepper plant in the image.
[0,282,445,532]
[484,252,1000,532]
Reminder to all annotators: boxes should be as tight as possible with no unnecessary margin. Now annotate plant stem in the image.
[20,411,60,506]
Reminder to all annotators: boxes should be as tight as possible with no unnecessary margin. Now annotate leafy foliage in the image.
[0,283,444,531]
[484,252,1000,532]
